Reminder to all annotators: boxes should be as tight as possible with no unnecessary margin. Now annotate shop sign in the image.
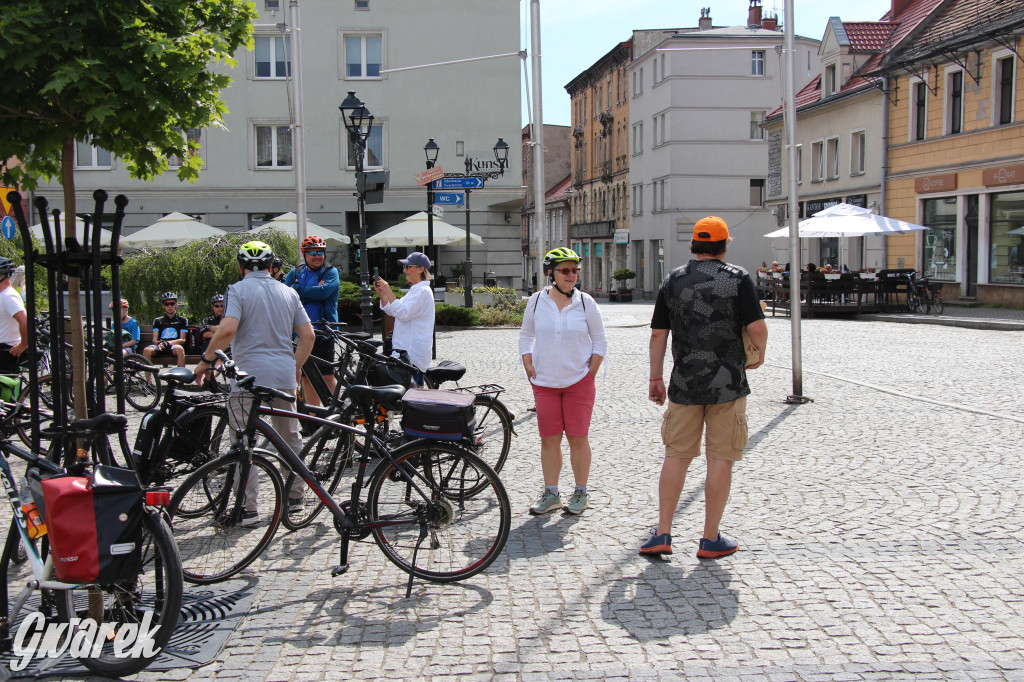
[982,164,1024,187]
[613,229,629,244]
[915,173,957,193]
[845,194,867,208]
[570,221,614,239]
[805,198,842,216]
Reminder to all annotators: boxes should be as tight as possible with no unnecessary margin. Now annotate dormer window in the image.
[824,64,837,97]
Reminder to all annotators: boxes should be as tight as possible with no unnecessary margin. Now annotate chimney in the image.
[748,0,762,28]
[761,13,778,31]
[891,0,914,17]
[699,7,712,31]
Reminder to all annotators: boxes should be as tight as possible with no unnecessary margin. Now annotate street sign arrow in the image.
[0,216,15,240]
[434,192,465,206]
[432,176,484,189]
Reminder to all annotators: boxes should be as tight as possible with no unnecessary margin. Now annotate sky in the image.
[521,0,897,127]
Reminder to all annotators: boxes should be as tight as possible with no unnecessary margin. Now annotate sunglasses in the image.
[162,301,177,306]
[306,251,325,257]
[554,267,581,275]
[212,303,224,308]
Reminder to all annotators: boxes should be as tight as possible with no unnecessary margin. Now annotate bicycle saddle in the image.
[159,367,195,384]
[67,412,128,435]
[348,384,407,409]
[425,360,466,385]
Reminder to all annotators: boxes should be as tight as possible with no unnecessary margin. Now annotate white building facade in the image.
[34,0,523,286]
[626,22,819,295]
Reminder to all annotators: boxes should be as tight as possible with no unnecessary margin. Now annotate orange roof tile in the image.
[842,22,898,51]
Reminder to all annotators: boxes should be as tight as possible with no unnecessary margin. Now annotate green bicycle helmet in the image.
[237,240,274,271]
[543,247,581,272]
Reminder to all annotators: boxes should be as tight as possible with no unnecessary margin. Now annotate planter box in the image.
[443,292,496,307]
[610,290,633,302]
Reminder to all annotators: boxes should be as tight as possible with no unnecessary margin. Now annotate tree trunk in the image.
[60,136,89,428]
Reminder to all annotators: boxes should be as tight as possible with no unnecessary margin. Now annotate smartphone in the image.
[373,267,380,281]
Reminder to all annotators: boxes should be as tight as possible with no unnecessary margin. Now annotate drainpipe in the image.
[880,76,889,268]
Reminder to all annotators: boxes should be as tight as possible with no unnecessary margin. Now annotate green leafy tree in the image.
[122,232,296,322]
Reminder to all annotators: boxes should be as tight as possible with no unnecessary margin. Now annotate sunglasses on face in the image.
[555,267,580,276]
[163,301,177,306]
[212,303,224,308]
[306,251,325,257]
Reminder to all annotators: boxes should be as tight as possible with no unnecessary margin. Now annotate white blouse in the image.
[518,287,607,388]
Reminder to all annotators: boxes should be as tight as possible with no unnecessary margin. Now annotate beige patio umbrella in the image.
[253,212,351,244]
[121,212,226,249]
[366,212,484,248]
[29,216,114,245]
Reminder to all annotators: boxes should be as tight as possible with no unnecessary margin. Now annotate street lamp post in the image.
[462,137,509,307]
[424,139,439,271]
[339,91,375,334]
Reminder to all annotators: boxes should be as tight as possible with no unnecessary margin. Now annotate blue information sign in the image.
[434,192,465,206]
[0,216,15,240]
[432,177,484,190]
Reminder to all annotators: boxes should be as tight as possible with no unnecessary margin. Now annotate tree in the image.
[0,0,256,417]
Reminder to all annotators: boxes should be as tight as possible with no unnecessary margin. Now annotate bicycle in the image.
[168,351,510,596]
[914,276,944,314]
[0,414,182,677]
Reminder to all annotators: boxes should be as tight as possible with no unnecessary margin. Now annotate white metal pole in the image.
[288,0,308,262]
[783,0,807,402]
[531,0,546,291]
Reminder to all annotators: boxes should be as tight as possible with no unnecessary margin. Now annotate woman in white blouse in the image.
[374,251,436,386]
[519,248,607,516]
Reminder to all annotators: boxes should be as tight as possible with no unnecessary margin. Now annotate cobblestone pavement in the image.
[17,305,1024,681]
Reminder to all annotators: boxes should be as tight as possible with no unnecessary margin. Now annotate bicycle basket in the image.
[227,387,255,432]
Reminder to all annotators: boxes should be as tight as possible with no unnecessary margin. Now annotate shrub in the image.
[434,304,479,327]
[475,305,523,326]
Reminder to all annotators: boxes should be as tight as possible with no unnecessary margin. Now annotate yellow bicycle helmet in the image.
[542,247,581,272]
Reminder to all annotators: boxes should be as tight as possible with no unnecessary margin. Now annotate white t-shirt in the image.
[0,287,25,346]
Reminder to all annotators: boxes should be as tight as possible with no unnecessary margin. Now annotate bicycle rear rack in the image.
[449,383,505,397]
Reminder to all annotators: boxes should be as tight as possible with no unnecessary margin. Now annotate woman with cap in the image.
[519,247,607,516]
[374,251,435,385]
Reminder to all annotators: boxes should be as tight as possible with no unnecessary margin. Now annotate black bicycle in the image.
[167,351,510,595]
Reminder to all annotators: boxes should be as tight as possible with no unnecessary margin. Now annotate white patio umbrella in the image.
[1008,225,1024,236]
[253,212,350,244]
[29,216,113,245]
[121,212,226,249]
[366,212,484,248]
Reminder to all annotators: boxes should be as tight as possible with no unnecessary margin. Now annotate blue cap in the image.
[399,251,431,268]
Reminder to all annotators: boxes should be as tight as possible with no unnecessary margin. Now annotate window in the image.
[751,50,765,76]
[631,183,643,216]
[75,137,112,168]
[912,80,927,141]
[631,122,643,155]
[265,0,280,9]
[990,190,1024,283]
[255,124,292,168]
[796,147,803,184]
[660,53,666,82]
[653,178,668,211]
[946,70,963,134]
[653,58,658,84]
[750,111,765,140]
[811,140,824,182]
[168,128,203,168]
[355,0,369,8]
[652,113,667,146]
[923,197,957,281]
[850,130,866,175]
[254,35,290,78]
[995,55,1015,126]
[345,122,384,169]
[826,137,839,179]
[824,64,837,97]
[749,179,765,207]
[344,34,382,78]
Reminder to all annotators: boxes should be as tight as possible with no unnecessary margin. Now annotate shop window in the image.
[820,237,839,268]
[990,190,1024,284]
[923,197,957,280]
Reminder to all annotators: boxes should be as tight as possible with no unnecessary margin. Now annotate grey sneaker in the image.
[529,490,562,515]
[288,497,305,514]
[239,510,261,527]
[564,489,589,515]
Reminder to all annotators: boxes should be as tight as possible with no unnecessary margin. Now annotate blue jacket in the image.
[284,263,339,328]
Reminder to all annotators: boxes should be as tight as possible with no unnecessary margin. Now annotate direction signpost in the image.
[432,176,484,190]
[0,216,15,240]
[433,192,465,206]
[415,165,445,186]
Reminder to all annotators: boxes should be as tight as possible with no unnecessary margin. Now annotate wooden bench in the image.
[138,324,204,366]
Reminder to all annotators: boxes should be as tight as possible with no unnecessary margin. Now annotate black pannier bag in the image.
[41,465,144,584]
[401,388,476,441]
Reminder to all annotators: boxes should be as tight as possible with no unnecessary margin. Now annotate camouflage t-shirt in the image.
[651,259,763,405]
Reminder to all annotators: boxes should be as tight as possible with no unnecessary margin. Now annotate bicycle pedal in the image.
[330,564,349,577]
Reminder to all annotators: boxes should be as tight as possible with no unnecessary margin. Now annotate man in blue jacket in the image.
[284,235,339,405]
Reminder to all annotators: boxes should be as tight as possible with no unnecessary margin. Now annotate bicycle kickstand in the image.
[331,530,351,577]
[405,520,430,598]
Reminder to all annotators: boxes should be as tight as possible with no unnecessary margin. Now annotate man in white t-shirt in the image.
[0,258,28,376]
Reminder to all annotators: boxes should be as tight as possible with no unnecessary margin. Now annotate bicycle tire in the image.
[140,405,230,489]
[2,519,65,655]
[367,442,510,583]
[467,395,513,475]
[123,356,162,411]
[932,292,944,315]
[916,289,929,314]
[282,422,356,531]
[169,452,284,584]
[15,374,55,455]
[55,509,183,677]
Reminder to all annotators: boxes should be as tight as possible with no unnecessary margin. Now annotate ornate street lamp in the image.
[460,137,510,308]
[339,91,375,333]
[424,138,439,270]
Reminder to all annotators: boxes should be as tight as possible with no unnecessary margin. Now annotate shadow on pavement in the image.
[601,561,737,641]
[501,512,583,561]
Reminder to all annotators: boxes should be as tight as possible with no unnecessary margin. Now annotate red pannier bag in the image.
[41,466,144,584]
[401,388,477,442]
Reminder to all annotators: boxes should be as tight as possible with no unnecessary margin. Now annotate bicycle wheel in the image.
[905,289,918,313]
[283,423,356,531]
[15,375,56,455]
[367,443,510,583]
[141,405,229,489]
[169,452,284,584]
[55,509,183,677]
[915,289,929,313]
[123,356,161,411]
[467,395,513,475]
[1,520,66,661]
[932,292,944,314]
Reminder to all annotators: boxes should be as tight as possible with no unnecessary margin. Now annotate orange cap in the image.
[693,216,729,242]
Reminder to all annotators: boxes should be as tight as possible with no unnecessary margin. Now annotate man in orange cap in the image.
[641,216,767,559]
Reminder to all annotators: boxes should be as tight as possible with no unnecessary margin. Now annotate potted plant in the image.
[611,268,636,302]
